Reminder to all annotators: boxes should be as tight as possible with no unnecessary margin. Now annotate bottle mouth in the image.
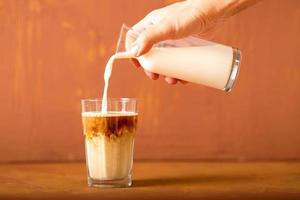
[116,24,139,54]
[223,48,241,92]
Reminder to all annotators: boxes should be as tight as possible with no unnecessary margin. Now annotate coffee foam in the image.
[82,111,138,117]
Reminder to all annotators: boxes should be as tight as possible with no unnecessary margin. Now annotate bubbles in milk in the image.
[101,51,135,112]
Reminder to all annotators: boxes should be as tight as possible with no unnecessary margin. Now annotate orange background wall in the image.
[0,0,299,162]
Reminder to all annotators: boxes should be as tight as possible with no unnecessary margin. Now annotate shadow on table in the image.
[133,174,255,187]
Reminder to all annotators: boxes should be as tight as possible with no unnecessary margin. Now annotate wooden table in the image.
[1,161,300,200]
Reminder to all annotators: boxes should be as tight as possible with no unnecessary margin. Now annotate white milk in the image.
[102,51,135,112]
[139,45,235,90]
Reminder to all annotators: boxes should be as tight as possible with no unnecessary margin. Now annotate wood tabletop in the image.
[0,161,300,200]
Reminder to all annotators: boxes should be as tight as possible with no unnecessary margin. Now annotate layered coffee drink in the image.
[82,111,138,185]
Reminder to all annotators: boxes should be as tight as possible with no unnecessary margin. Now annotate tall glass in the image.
[81,98,138,187]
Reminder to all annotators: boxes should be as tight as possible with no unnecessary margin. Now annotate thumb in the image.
[134,23,173,56]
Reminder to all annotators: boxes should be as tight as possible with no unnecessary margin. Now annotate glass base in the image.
[87,175,132,188]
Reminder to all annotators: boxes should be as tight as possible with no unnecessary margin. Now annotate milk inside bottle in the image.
[118,24,241,92]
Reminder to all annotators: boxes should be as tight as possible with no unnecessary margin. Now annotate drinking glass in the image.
[81,98,138,187]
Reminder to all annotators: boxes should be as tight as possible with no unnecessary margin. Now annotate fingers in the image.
[164,76,178,84]
[129,10,186,85]
[179,80,188,84]
[140,69,188,85]
[126,13,153,51]
[130,58,141,68]
[164,77,188,85]
[134,23,173,56]
[144,70,159,80]
[131,13,153,34]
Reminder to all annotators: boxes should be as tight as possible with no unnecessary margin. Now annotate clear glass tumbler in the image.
[81,98,138,187]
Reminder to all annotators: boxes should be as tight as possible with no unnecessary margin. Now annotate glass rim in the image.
[81,98,137,103]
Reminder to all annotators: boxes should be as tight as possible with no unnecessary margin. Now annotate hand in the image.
[127,0,260,84]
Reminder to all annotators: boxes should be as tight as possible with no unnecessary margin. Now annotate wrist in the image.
[186,0,261,19]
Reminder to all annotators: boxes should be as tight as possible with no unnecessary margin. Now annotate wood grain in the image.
[0,0,299,161]
[0,161,300,200]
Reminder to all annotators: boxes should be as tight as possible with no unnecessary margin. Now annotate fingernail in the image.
[130,44,139,57]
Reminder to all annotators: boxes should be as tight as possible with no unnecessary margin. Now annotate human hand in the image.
[127,0,260,84]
